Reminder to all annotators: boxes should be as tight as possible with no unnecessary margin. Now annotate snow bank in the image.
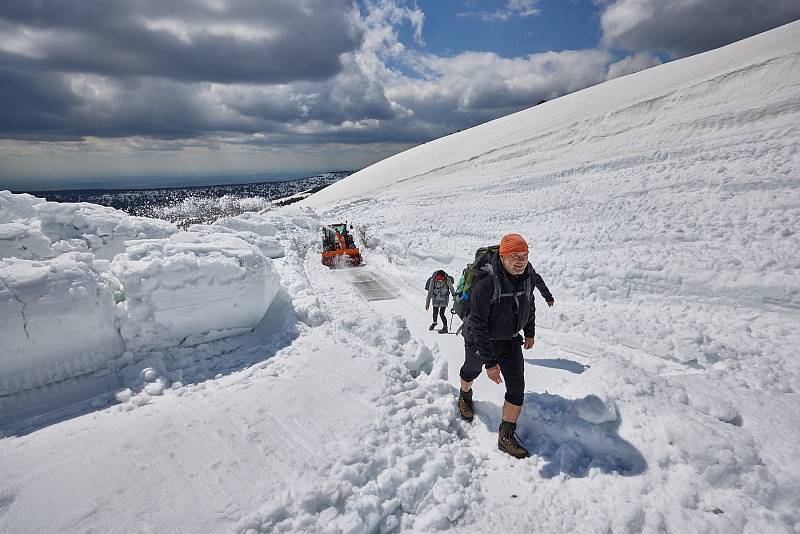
[34,200,175,259]
[213,211,277,236]
[209,211,284,258]
[113,230,279,351]
[0,190,176,261]
[0,192,281,397]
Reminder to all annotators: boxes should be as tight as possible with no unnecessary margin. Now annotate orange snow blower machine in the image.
[321,222,362,267]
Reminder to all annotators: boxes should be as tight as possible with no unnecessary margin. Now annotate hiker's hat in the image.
[499,233,528,256]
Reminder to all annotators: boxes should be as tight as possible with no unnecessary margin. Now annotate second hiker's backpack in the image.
[453,245,500,319]
[425,270,453,291]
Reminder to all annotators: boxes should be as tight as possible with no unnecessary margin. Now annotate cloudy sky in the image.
[1,0,799,188]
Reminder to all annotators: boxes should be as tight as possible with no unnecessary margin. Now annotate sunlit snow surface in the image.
[2,21,800,534]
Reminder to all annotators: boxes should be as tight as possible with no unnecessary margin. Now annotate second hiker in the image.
[425,270,456,333]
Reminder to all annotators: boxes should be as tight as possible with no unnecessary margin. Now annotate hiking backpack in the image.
[425,270,453,291]
[453,245,499,318]
[453,245,535,320]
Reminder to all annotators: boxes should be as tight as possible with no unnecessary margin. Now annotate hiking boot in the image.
[438,326,448,334]
[429,322,437,330]
[498,421,529,459]
[458,389,474,422]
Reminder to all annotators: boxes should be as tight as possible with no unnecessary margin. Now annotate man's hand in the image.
[524,337,535,350]
[547,299,555,308]
[486,365,502,384]
[425,304,429,311]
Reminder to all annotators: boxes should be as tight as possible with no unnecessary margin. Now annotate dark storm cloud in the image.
[600,0,800,58]
[228,64,398,126]
[0,73,245,141]
[0,68,78,134]
[0,0,362,83]
[0,73,405,143]
[236,116,440,146]
[0,0,373,141]
[3,0,794,152]
[69,80,231,139]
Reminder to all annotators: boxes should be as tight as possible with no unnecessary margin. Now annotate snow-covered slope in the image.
[303,20,799,209]
[299,19,800,532]
[1,21,799,534]
[302,20,800,394]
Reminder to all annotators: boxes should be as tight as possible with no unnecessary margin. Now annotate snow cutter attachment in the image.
[321,222,362,267]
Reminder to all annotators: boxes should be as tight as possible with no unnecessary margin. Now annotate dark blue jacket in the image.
[464,255,554,366]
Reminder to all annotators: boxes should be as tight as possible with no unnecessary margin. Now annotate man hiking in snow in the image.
[425,270,456,333]
[458,233,555,458]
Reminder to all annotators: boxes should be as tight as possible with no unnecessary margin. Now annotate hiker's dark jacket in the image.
[464,255,554,367]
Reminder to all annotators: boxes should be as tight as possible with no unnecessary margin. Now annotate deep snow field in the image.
[2,20,799,534]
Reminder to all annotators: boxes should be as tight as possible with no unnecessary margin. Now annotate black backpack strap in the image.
[492,273,532,302]
[484,263,502,305]
[489,272,501,304]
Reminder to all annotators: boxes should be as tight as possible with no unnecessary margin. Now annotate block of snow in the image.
[114,388,132,403]
[0,222,54,260]
[0,253,125,395]
[574,394,618,424]
[191,223,284,259]
[112,230,280,351]
[212,212,278,236]
[34,200,176,259]
[0,190,41,222]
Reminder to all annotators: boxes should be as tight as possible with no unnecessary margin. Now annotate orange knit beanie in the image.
[499,233,528,256]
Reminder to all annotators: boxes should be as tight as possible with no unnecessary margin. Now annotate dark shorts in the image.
[459,336,525,406]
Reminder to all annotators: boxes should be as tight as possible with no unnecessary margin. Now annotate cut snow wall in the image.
[112,231,280,351]
[0,254,125,396]
[0,192,283,397]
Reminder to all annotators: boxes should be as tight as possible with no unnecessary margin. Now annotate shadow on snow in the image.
[470,390,646,479]
[525,357,588,374]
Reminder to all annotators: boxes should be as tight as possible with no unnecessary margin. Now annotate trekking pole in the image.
[450,308,461,335]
